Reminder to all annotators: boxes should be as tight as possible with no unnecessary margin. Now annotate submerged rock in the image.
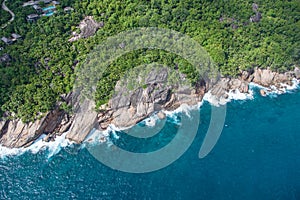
[260,89,267,96]
[157,111,166,120]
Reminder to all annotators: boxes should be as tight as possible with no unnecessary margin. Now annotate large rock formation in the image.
[0,108,69,148]
[65,99,98,143]
[69,16,104,42]
[0,93,74,148]
[250,68,294,86]
[98,67,202,129]
[210,67,297,99]
[0,67,299,148]
[210,78,249,99]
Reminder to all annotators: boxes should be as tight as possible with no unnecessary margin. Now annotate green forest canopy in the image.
[0,0,299,122]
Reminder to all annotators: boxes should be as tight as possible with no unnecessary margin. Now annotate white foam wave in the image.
[0,132,74,159]
[205,79,300,106]
[0,145,24,159]
[227,88,254,101]
[203,89,254,106]
[2,79,298,159]
[83,125,121,148]
[279,78,299,92]
[162,103,200,126]
[164,103,199,118]
[144,115,159,127]
[83,129,109,147]
[203,92,223,106]
[249,78,299,97]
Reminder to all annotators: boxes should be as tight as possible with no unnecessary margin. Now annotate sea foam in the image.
[0,132,74,159]
[204,78,299,106]
[249,78,299,98]
[1,80,298,159]
[203,89,254,106]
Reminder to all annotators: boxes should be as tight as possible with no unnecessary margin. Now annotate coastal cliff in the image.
[0,67,299,148]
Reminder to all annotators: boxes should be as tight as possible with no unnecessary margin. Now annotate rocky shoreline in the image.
[0,67,299,148]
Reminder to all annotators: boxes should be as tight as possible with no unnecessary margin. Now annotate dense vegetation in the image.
[0,0,299,122]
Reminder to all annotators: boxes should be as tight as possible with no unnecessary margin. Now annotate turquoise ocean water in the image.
[0,87,299,199]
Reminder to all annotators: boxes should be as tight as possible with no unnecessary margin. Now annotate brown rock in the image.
[273,73,289,83]
[252,68,262,83]
[229,79,242,90]
[157,111,166,120]
[0,107,68,148]
[100,120,111,130]
[164,93,176,108]
[260,69,276,86]
[58,120,72,134]
[294,67,300,79]
[260,89,267,96]
[241,71,250,81]
[252,68,277,86]
[223,93,229,99]
[210,78,230,98]
[66,99,98,143]
[97,66,203,129]
[69,16,103,42]
[238,81,249,93]
[128,106,136,117]
[247,74,254,82]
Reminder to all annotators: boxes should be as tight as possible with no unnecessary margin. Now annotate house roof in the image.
[43,0,52,4]
[11,33,21,39]
[27,14,39,19]
[33,5,41,10]
[1,37,12,44]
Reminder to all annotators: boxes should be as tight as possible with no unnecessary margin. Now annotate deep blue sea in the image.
[0,88,299,200]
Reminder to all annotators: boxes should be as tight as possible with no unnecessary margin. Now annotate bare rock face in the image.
[0,108,67,148]
[0,92,76,148]
[238,81,249,93]
[250,12,262,23]
[252,68,263,83]
[79,16,104,38]
[210,78,249,99]
[252,3,259,12]
[69,16,104,42]
[250,3,262,23]
[209,67,298,102]
[210,78,230,98]
[98,67,202,129]
[261,69,276,86]
[251,68,293,87]
[294,67,300,79]
[1,66,299,148]
[241,71,250,81]
[66,99,98,143]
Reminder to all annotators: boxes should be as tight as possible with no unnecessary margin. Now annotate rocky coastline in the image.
[0,67,299,149]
